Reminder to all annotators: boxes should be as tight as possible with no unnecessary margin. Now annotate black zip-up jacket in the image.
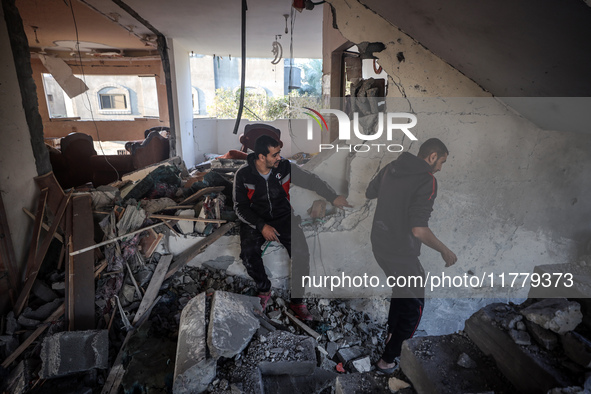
[365,152,437,257]
[233,153,338,231]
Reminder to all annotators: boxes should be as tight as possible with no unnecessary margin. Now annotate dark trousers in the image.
[239,214,309,302]
[374,253,425,363]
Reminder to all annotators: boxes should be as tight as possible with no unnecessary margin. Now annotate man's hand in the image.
[332,195,352,209]
[441,248,457,267]
[261,224,280,242]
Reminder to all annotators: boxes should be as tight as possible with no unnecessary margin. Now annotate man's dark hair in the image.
[417,138,449,159]
[254,135,280,159]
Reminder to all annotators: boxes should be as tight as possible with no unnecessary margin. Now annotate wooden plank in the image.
[94,260,108,278]
[34,172,65,217]
[68,221,167,257]
[24,189,48,281]
[1,303,65,368]
[132,254,172,325]
[70,194,96,330]
[179,186,225,205]
[0,191,21,296]
[23,208,64,243]
[13,191,72,316]
[148,214,226,224]
[285,311,321,340]
[165,221,237,280]
[138,229,164,258]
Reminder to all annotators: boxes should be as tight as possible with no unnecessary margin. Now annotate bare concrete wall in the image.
[0,5,39,284]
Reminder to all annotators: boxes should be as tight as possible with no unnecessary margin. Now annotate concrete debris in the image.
[174,292,215,394]
[561,331,591,368]
[351,356,372,372]
[208,290,261,359]
[457,352,477,369]
[40,329,108,378]
[521,298,583,335]
[32,279,59,302]
[509,328,532,346]
[524,319,558,350]
[337,346,366,364]
[21,297,62,321]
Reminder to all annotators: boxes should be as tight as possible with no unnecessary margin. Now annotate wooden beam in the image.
[0,191,21,296]
[148,214,226,224]
[69,221,167,257]
[22,208,63,243]
[68,195,95,330]
[132,254,172,325]
[13,191,72,316]
[24,189,48,281]
[179,186,225,205]
[1,303,65,368]
[285,311,321,340]
[165,221,237,280]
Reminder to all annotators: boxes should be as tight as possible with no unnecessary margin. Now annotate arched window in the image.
[96,84,131,115]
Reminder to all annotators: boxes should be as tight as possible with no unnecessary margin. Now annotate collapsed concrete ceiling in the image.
[360,0,591,97]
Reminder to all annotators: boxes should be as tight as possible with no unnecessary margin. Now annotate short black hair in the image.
[417,138,449,159]
[254,135,280,159]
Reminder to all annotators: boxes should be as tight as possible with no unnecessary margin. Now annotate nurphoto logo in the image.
[303,107,418,152]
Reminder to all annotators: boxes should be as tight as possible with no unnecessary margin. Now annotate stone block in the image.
[524,320,558,350]
[40,330,108,378]
[521,298,582,335]
[400,333,515,394]
[351,356,371,373]
[208,291,261,359]
[465,303,574,393]
[173,292,216,394]
[336,346,365,364]
[561,331,591,368]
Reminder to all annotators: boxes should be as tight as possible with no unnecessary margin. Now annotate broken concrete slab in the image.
[351,356,371,373]
[521,298,583,335]
[336,346,366,364]
[40,329,108,378]
[173,292,216,394]
[400,333,515,394]
[207,291,261,359]
[465,303,574,393]
[524,319,558,350]
[561,331,591,368]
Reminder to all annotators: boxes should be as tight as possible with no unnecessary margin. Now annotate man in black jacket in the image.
[365,138,457,373]
[233,134,350,320]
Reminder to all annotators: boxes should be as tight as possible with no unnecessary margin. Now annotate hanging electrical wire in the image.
[232,0,248,135]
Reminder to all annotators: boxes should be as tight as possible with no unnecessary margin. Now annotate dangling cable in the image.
[232,0,248,135]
